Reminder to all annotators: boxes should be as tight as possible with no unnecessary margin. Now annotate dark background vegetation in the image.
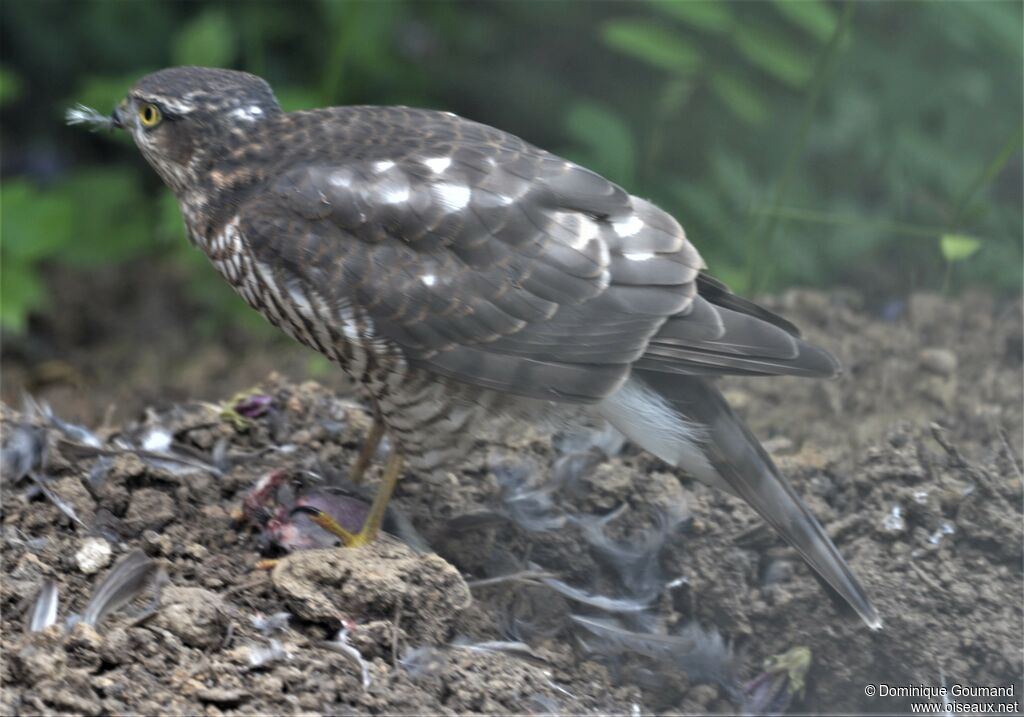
[1,0,1021,343]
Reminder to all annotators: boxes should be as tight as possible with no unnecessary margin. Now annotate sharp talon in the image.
[255,559,280,570]
[292,505,360,546]
[290,446,403,548]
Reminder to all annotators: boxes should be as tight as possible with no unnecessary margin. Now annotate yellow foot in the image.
[255,558,280,570]
[293,446,404,548]
[218,388,271,430]
[293,507,373,547]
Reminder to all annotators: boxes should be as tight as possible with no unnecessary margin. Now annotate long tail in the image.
[598,371,882,630]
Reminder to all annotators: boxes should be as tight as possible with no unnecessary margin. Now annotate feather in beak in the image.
[65,103,120,131]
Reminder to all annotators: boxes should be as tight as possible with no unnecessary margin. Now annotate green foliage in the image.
[564,101,636,187]
[173,9,237,68]
[0,0,1020,336]
[1,170,154,330]
[602,18,701,73]
[0,65,22,105]
[940,235,981,263]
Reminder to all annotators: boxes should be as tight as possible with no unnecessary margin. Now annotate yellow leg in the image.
[301,446,404,548]
[349,417,385,485]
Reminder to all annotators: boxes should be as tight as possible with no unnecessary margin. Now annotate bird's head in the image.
[112,67,282,194]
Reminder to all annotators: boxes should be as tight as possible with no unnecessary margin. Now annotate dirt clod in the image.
[154,586,226,648]
[271,538,471,646]
[124,488,177,534]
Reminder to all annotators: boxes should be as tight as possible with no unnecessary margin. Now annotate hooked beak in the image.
[111,102,128,130]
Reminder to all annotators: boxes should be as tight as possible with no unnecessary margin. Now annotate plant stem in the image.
[745,0,856,292]
[752,206,968,241]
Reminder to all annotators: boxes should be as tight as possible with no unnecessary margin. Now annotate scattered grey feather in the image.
[59,439,221,477]
[400,646,447,678]
[526,693,562,715]
[140,428,173,453]
[1,423,48,482]
[573,615,735,689]
[320,629,371,689]
[28,579,59,632]
[537,573,653,613]
[468,569,556,590]
[572,507,687,602]
[248,639,288,668]
[249,612,291,634]
[490,454,565,532]
[570,615,696,662]
[65,104,116,131]
[23,395,101,447]
[671,622,735,687]
[5,529,49,551]
[29,474,86,528]
[211,437,231,472]
[450,637,548,664]
[553,423,626,458]
[86,456,113,489]
[82,549,158,628]
[550,450,604,491]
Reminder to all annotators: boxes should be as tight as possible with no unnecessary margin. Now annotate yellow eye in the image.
[138,103,161,128]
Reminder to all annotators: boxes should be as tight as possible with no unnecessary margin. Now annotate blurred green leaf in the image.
[57,169,153,265]
[733,24,814,87]
[275,87,321,113]
[651,0,733,34]
[772,0,838,43]
[603,18,701,73]
[940,234,982,262]
[0,258,45,333]
[710,70,769,125]
[0,65,22,106]
[564,101,636,185]
[1,180,76,261]
[173,8,237,67]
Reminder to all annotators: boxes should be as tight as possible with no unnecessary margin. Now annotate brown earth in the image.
[1,266,1022,715]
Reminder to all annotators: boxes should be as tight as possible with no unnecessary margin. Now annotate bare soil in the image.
[1,269,1021,715]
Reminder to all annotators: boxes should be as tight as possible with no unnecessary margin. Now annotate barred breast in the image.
[201,214,508,472]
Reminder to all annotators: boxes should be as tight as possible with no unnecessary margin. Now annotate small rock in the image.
[124,489,176,534]
[688,684,720,710]
[920,375,956,411]
[36,678,103,716]
[761,436,794,455]
[721,389,751,411]
[272,538,471,645]
[141,529,173,556]
[14,625,66,684]
[919,348,957,376]
[99,627,130,665]
[196,687,250,706]
[65,621,103,671]
[75,537,112,574]
[183,542,209,561]
[154,586,225,648]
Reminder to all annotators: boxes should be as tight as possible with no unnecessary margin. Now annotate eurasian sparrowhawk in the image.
[70,66,880,629]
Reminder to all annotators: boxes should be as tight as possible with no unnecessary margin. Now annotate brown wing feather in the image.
[240,107,701,403]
